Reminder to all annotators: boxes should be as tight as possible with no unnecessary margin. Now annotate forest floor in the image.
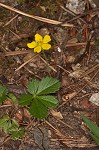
[0,0,99,150]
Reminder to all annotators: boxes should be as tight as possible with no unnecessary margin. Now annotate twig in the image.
[15,54,38,72]
[4,50,33,56]
[0,136,10,147]
[0,42,94,57]
[58,5,86,24]
[45,120,96,147]
[39,55,57,73]
[67,8,99,23]
[79,64,99,78]
[0,2,74,27]
[24,66,41,79]
[58,64,99,108]
[51,113,73,129]
[57,65,71,74]
[3,14,19,27]
[0,105,12,108]
[42,51,51,76]
[66,41,94,47]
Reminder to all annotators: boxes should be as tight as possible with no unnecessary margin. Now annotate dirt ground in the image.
[0,0,99,150]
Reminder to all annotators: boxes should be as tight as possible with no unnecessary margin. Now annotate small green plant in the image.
[0,84,18,104]
[0,84,8,104]
[81,114,99,145]
[95,40,99,46]
[0,116,24,139]
[0,77,60,139]
[19,76,61,119]
[0,84,23,139]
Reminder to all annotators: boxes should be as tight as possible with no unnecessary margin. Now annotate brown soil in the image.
[0,0,99,150]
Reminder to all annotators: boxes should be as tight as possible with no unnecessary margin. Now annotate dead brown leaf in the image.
[50,110,63,119]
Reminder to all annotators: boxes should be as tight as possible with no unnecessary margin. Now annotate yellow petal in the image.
[42,44,51,50]
[35,34,42,42]
[34,46,41,53]
[43,35,51,43]
[27,41,37,48]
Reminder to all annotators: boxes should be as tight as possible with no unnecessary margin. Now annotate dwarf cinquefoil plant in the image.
[19,77,61,119]
[0,116,24,139]
[0,84,8,104]
[0,84,18,104]
[27,34,51,53]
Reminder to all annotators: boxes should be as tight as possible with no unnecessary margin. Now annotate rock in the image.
[67,38,78,44]
[89,93,99,106]
[66,0,85,14]
[89,0,99,8]
[69,69,85,78]
[36,27,49,37]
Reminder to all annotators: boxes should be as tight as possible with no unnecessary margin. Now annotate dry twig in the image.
[0,2,74,27]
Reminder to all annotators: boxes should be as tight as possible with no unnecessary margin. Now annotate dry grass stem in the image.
[39,55,57,73]
[15,54,38,72]
[0,2,74,27]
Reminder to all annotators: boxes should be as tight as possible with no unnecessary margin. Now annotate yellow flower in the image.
[27,34,51,53]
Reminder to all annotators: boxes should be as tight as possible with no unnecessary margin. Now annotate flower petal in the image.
[43,35,51,43]
[34,46,41,53]
[42,44,51,50]
[35,34,42,42]
[27,41,37,48]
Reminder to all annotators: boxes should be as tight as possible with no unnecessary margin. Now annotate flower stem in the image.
[42,51,51,76]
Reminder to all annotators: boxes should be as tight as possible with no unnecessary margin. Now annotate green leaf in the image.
[9,127,24,139]
[0,84,8,103]
[29,98,48,119]
[0,116,24,139]
[27,79,40,95]
[91,133,99,145]
[8,93,18,104]
[0,116,12,133]
[81,114,99,139]
[0,116,9,128]
[4,120,12,133]
[11,119,19,127]
[19,77,60,119]
[38,95,58,108]
[36,77,61,95]
[0,84,8,96]
[19,94,33,106]
[95,40,99,46]
[8,119,24,139]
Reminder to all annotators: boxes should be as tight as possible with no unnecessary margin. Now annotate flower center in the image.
[37,41,42,47]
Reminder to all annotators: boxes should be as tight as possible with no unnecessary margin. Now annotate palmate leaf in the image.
[29,98,48,119]
[0,84,8,96]
[27,79,40,95]
[38,95,58,108]
[9,127,24,139]
[19,77,60,119]
[0,116,9,129]
[81,114,99,139]
[8,119,24,139]
[36,77,61,95]
[8,93,18,104]
[0,116,24,139]
[0,116,15,134]
[0,84,8,103]
[19,94,33,106]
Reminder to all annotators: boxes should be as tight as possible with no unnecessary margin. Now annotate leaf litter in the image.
[0,0,99,149]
